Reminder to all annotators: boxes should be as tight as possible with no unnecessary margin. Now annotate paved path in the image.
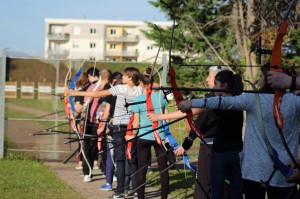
[45,162,162,199]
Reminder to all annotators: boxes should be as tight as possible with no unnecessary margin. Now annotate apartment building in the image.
[44,18,172,62]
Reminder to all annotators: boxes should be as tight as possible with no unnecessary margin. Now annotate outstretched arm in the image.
[68,89,112,98]
[148,108,205,122]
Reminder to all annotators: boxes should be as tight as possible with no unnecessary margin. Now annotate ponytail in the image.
[140,67,153,85]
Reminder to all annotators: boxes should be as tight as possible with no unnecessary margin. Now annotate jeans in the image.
[105,135,114,185]
[112,125,137,194]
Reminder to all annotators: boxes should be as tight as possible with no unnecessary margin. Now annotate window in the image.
[54,42,60,51]
[126,58,132,62]
[110,29,116,35]
[125,29,133,36]
[112,58,116,61]
[54,26,62,33]
[147,45,153,50]
[90,42,96,48]
[73,26,80,35]
[90,28,96,34]
[89,57,95,61]
[110,44,116,49]
[72,41,79,48]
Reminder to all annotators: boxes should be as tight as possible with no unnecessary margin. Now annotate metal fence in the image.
[1,51,178,162]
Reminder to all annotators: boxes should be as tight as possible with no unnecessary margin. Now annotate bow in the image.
[161,0,203,139]
[270,0,300,170]
[63,63,92,173]
[163,121,196,172]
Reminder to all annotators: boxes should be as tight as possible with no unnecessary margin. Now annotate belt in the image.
[200,137,214,145]
[114,124,127,128]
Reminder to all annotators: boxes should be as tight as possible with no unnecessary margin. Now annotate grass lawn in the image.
[6,98,64,113]
[5,100,70,133]
[147,168,195,198]
[1,135,84,199]
[0,158,84,199]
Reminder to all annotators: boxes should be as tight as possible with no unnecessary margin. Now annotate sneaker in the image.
[108,192,125,199]
[124,191,137,197]
[99,183,112,191]
[113,175,117,182]
[147,167,153,174]
[83,175,91,182]
[75,165,83,170]
[93,165,99,170]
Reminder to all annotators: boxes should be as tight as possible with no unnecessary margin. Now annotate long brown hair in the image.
[75,72,89,89]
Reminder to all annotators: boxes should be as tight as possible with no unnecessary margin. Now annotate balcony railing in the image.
[105,35,139,42]
[47,33,70,41]
[104,50,138,57]
[47,49,69,56]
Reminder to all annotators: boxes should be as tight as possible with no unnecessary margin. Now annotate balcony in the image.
[105,35,139,43]
[47,49,69,57]
[47,33,70,41]
[104,50,138,57]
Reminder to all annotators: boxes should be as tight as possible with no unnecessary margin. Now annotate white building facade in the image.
[44,18,172,62]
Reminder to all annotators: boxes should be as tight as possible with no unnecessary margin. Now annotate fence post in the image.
[161,53,167,87]
[0,49,7,158]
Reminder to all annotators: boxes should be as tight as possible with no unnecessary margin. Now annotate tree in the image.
[146,0,300,85]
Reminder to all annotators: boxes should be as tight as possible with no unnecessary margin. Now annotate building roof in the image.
[45,18,173,26]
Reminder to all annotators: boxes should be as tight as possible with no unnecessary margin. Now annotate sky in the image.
[0,0,167,56]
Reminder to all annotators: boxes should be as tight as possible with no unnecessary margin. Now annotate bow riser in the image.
[169,66,203,138]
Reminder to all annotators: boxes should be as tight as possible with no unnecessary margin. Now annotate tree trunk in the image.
[245,0,259,84]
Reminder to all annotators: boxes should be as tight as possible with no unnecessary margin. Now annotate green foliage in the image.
[287,29,300,66]
[147,0,300,85]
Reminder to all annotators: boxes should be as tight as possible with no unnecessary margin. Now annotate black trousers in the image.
[243,178,298,199]
[82,121,98,175]
[136,139,169,199]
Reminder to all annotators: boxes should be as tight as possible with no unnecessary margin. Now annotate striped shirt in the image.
[109,84,142,125]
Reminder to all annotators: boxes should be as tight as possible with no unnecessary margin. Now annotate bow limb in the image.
[169,67,203,138]
[161,0,203,139]
[97,112,106,151]
[163,121,196,173]
[270,0,300,170]
[145,24,163,145]
[126,115,135,160]
[68,66,83,116]
[63,64,78,132]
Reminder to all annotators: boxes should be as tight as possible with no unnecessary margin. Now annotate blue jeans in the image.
[211,151,243,199]
[112,125,137,194]
[105,135,114,185]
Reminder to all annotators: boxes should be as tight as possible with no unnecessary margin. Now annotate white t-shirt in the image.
[109,84,142,125]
